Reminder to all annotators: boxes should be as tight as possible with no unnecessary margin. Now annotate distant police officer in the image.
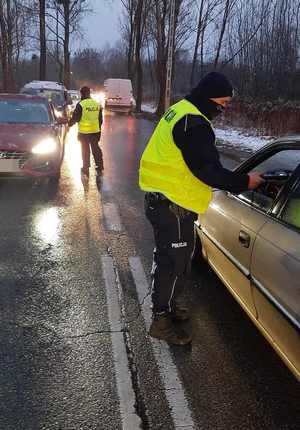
[68,86,103,178]
[139,72,264,346]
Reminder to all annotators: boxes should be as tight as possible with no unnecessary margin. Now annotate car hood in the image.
[0,123,56,151]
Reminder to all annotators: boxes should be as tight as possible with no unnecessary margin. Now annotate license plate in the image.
[0,159,20,172]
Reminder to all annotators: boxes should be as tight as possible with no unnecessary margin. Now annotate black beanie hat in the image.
[80,86,90,97]
[193,72,233,99]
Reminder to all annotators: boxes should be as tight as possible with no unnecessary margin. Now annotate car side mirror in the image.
[66,96,73,105]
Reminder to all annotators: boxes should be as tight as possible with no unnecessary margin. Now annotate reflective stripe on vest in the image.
[139,99,213,214]
[78,98,100,134]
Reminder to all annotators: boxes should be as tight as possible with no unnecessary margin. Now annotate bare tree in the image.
[120,0,136,80]
[190,0,221,86]
[39,0,46,79]
[146,0,194,114]
[213,0,237,68]
[134,0,145,112]
[221,0,300,100]
[0,1,10,90]
[47,0,91,88]
[0,0,33,91]
[0,0,16,90]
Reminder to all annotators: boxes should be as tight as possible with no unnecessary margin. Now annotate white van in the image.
[104,79,135,113]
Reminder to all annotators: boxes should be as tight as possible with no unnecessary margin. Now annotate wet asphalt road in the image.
[0,113,299,430]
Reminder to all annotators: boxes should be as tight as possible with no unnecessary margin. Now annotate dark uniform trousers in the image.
[78,132,103,170]
[145,192,197,314]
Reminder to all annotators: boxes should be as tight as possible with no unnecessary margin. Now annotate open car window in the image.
[237,149,300,212]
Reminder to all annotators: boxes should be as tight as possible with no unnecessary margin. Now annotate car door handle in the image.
[239,230,250,248]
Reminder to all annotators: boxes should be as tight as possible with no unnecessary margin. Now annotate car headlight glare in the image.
[32,138,57,155]
[93,92,106,108]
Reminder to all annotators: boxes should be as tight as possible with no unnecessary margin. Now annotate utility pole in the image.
[164,0,176,111]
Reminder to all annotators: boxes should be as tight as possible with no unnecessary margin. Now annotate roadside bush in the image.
[221,99,300,137]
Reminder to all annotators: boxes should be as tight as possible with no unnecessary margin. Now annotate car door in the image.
[201,191,267,315]
[200,146,300,318]
[49,105,65,158]
[251,179,300,379]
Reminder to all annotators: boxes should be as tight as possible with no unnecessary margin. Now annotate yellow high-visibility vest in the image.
[139,99,213,214]
[78,98,101,134]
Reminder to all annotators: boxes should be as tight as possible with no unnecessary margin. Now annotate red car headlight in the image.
[32,138,58,155]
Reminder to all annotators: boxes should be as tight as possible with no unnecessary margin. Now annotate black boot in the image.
[170,303,190,322]
[149,313,192,345]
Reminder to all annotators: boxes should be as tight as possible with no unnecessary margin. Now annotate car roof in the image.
[22,80,66,91]
[261,135,300,152]
[235,134,300,176]
[0,93,51,103]
[273,134,300,143]
[104,78,132,82]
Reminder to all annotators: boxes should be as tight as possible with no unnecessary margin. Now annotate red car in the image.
[0,94,67,182]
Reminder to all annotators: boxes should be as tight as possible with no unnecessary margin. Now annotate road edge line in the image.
[129,256,196,430]
[101,255,142,430]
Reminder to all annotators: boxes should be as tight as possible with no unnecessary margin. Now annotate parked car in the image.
[104,78,135,113]
[20,80,73,119]
[195,136,300,381]
[0,94,67,182]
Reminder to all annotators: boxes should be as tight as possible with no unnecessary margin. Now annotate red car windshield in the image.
[0,100,51,124]
[21,88,65,107]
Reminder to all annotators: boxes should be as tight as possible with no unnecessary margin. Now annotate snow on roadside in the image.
[142,102,272,152]
[215,126,272,152]
[142,103,156,113]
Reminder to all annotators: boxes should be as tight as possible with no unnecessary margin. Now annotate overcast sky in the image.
[73,0,122,52]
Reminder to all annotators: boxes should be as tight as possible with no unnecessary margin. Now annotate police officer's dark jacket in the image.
[172,92,249,194]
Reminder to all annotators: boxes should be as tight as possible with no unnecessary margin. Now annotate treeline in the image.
[1,0,300,135]
[118,0,300,117]
[0,0,89,91]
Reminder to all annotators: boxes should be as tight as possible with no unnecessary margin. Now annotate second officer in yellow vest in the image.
[69,86,103,178]
[139,72,264,346]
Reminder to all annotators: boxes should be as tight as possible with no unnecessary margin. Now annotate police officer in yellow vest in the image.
[68,86,103,178]
[139,72,264,345]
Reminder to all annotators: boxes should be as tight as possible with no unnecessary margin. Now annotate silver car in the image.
[195,136,300,381]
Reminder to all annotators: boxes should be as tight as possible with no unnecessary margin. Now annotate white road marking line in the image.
[129,256,196,430]
[103,202,122,232]
[101,255,142,430]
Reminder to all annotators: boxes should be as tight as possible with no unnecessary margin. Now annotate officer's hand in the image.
[248,172,265,190]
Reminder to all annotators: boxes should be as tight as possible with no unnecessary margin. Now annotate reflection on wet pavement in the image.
[64,125,83,190]
[1,115,300,430]
[0,120,121,429]
[35,207,59,245]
